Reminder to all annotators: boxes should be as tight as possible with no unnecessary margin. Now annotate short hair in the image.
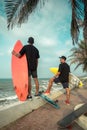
[27,37,34,44]
[59,56,66,60]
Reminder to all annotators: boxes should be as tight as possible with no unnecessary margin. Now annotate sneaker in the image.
[55,100,59,103]
[44,90,50,95]
[27,96,32,100]
[65,100,70,105]
[34,94,40,99]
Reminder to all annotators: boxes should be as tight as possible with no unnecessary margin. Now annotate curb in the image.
[0,86,74,128]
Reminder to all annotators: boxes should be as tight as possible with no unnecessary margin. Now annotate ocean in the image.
[0,78,62,109]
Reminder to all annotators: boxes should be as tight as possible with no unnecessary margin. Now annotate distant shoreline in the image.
[0,75,87,80]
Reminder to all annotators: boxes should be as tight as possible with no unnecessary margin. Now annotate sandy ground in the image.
[0,83,87,130]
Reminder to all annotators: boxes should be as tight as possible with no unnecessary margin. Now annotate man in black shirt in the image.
[12,37,40,100]
[44,56,70,105]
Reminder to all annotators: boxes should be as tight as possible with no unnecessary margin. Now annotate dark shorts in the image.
[29,70,37,78]
[54,77,69,89]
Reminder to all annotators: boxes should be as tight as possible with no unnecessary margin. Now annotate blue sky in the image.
[0,0,85,78]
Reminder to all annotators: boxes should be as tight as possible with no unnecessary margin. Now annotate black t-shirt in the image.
[19,44,40,71]
[58,63,70,83]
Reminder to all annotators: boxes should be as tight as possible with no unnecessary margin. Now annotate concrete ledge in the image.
[0,97,45,128]
[0,86,74,128]
[75,115,87,130]
[74,104,87,130]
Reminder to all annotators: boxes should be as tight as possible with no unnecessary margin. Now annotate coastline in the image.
[0,77,87,129]
[0,84,87,130]
[0,81,76,129]
[0,87,65,128]
[0,82,87,130]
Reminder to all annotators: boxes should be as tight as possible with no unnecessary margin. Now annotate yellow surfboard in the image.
[49,67,83,88]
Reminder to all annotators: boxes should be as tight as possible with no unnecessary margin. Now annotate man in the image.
[12,37,40,100]
[44,56,70,105]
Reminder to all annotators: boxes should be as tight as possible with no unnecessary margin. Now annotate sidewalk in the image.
[1,85,87,130]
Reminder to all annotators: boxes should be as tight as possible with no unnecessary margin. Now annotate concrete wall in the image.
[0,85,75,128]
[0,89,65,128]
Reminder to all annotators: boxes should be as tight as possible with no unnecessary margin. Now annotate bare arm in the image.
[12,50,21,58]
[54,71,61,78]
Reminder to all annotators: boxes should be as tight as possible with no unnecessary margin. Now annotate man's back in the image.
[20,44,40,71]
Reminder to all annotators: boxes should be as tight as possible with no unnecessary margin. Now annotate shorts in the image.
[54,77,69,89]
[29,70,37,78]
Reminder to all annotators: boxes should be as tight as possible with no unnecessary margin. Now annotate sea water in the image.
[0,78,62,109]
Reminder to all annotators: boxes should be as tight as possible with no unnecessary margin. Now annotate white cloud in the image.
[55,50,68,57]
[40,37,57,47]
[42,57,53,62]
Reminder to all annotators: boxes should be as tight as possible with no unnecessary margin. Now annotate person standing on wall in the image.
[12,37,40,100]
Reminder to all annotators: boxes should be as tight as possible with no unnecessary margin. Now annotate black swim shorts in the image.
[54,77,69,89]
[29,70,37,78]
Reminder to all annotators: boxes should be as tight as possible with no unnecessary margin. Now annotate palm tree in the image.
[70,0,84,44]
[69,40,87,72]
[4,0,45,29]
[4,0,87,45]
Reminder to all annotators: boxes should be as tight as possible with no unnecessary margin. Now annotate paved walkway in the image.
[1,85,87,130]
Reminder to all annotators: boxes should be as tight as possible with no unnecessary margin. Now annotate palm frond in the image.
[77,20,84,27]
[75,0,84,20]
[78,41,86,49]
[83,58,87,72]
[70,58,79,65]
[70,0,84,44]
[74,62,82,70]
[69,40,87,72]
[83,64,87,72]
[68,54,75,58]
[70,47,78,52]
[5,0,22,29]
[71,13,79,45]
[4,0,45,29]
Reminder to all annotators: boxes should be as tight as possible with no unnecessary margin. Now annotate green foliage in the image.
[69,40,87,72]
[4,0,87,45]
[70,0,84,44]
[4,0,45,29]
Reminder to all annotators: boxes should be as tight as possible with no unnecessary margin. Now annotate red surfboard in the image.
[11,40,28,101]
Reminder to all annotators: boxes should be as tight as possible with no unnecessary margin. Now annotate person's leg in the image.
[32,70,39,95]
[44,77,60,94]
[28,76,32,96]
[27,70,32,98]
[33,78,39,95]
[62,82,70,104]
[45,77,55,92]
[66,87,70,102]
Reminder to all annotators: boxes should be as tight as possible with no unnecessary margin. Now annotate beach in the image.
[0,78,62,110]
[1,1,87,130]
[0,78,87,130]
